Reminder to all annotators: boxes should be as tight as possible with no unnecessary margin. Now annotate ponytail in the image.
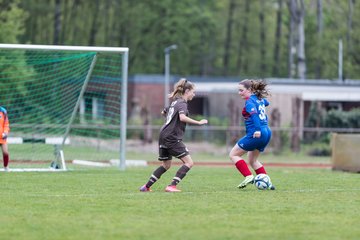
[168,78,194,100]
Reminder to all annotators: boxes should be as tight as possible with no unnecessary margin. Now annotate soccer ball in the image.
[254,174,271,190]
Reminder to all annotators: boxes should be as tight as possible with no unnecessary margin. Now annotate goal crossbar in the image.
[0,44,129,53]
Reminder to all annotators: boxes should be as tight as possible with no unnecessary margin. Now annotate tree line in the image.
[0,0,359,79]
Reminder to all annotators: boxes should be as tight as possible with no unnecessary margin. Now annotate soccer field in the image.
[0,166,359,240]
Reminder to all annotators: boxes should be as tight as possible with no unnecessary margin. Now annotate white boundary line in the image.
[73,160,111,167]
[0,168,66,172]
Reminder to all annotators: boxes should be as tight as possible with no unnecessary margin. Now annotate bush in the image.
[304,107,360,143]
[347,108,360,128]
[323,110,350,128]
[307,146,331,157]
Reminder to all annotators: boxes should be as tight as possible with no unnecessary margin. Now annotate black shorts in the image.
[158,140,189,161]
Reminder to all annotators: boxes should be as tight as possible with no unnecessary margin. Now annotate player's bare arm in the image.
[179,113,208,125]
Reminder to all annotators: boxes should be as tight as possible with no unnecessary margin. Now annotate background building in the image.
[127,75,360,129]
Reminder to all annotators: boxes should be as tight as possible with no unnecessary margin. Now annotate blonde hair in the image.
[239,79,270,99]
[168,78,195,99]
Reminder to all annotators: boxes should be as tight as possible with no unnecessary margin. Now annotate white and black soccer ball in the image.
[254,174,271,190]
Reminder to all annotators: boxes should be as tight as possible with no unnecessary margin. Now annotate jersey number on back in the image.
[165,101,177,125]
[258,104,266,120]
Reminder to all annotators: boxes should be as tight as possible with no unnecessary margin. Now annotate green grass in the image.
[8,142,332,164]
[0,166,359,240]
[9,144,120,161]
[126,150,331,164]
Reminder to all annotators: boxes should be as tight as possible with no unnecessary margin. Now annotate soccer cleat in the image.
[237,175,255,189]
[268,184,276,190]
[139,185,152,192]
[165,185,181,192]
[4,167,9,172]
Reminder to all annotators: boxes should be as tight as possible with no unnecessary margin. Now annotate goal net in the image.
[0,44,129,171]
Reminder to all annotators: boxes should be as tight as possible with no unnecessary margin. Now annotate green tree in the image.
[0,0,30,113]
[3,0,360,78]
[0,0,27,43]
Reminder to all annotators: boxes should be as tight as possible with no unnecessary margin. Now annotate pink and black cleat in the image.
[139,185,152,192]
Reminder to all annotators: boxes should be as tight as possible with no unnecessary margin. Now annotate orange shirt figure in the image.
[0,107,10,171]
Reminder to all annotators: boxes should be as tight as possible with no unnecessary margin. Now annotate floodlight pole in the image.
[338,39,343,82]
[164,44,177,108]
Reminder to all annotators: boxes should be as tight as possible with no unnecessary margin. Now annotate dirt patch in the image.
[147,161,332,168]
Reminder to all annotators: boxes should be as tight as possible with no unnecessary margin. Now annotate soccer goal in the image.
[0,44,129,171]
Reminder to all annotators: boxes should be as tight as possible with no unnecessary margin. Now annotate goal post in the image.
[0,44,129,171]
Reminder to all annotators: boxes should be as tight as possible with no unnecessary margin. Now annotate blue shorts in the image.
[237,127,272,152]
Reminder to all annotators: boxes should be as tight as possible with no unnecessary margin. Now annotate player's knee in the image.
[183,158,194,168]
[187,161,194,168]
[229,152,240,163]
[228,149,237,159]
[249,161,256,169]
[162,161,171,170]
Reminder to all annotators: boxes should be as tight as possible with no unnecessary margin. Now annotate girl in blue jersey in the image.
[229,79,275,190]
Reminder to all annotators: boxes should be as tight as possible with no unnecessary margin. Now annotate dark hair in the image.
[239,79,270,99]
[168,78,194,99]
